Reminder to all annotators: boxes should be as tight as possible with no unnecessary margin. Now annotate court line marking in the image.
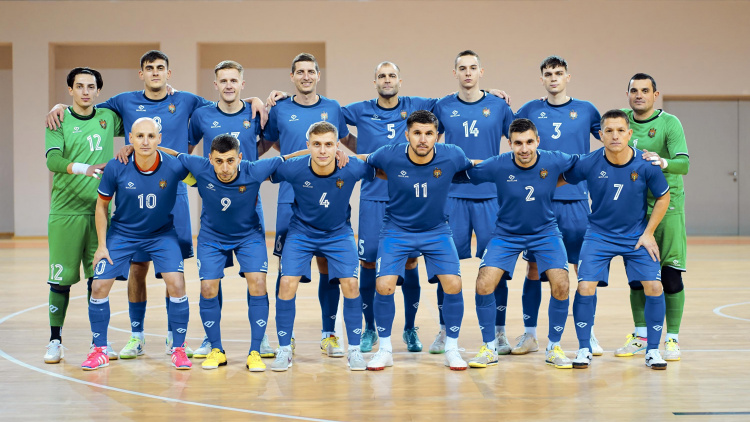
[674,412,750,416]
[712,301,750,323]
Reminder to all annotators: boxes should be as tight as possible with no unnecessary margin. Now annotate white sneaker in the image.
[347,348,367,371]
[44,339,65,364]
[366,349,393,371]
[165,335,194,358]
[260,334,275,358]
[495,331,512,355]
[444,348,467,371]
[193,336,211,358]
[511,333,539,355]
[270,347,293,372]
[590,334,604,356]
[429,329,446,354]
[664,338,681,361]
[106,341,119,360]
[645,349,668,370]
[118,336,145,359]
[573,348,593,369]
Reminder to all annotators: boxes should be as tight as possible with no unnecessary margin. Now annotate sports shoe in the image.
[645,349,668,370]
[201,348,227,370]
[118,336,145,359]
[429,329,446,354]
[291,337,296,354]
[495,331,512,355]
[511,333,539,355]
[366,349,393,371]
[468,344,499,368]
[193,336,211,358]
[246,351,266,372]
[347,348,367,371]
[81,346,109,371]
[360,328,378,353]
[321,335,345,358]
[166,337,194,358]
[590,334,604,356]
[444,348,467,371]
[614,333,647,357]
[402,327,423,352]
[260,334,275,358]
[44,339,65,364]
[664,338,681,361]
[573,348,593,369]
[545,346,572,369]
[271,347,293,372]
[171,347,192,370]
[106,342,119,360]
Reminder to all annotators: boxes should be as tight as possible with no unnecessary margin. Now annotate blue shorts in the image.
[480,231,569,279]
[445,197,498,259]
[577,235,662,287]
[524,199,589,265]
[133,193,193,262]
[358,199,419,263]
[197,230,269,280]
[281,227,359,283]
[94,230,184,280]
[273,203,293,257]
[377,222,460,284]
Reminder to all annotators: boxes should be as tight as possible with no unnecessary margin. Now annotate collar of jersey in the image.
[510,151,541,171]
[404,143,436,166]
[454,91,488,106]
[132,150,164,175]
[140,91,170,103]
[546,97,574,108]
[291,95,323,108]
[67,106,97,121]
[631,109,663,124]
[307,156,338,178]
[602,146,636,168]
[375,97,402,111]
[215,101,247,117]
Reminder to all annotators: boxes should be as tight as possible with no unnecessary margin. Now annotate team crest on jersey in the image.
[433,168,442,178]
[648,128,656,138]
[336,178,344,189]
[99,119,107,129]
[168,103,176,114]
[482,108,491,117]
[630,171,639,182]
[239,185,247,194]
[401,110,407,119]
[159,179,167,189]
[243,120,251,129]
[569,110,578,120]
[540,168,548,179]
[321,112,328,121]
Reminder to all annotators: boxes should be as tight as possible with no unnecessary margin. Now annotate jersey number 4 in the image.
[320,192,330,208]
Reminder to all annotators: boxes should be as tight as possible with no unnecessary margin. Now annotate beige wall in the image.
[0,0,748,236]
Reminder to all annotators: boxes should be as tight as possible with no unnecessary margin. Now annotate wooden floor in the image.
[1,237,749,421]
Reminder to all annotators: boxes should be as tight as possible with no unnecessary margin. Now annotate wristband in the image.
[661,158,668,169]
[71,162,90,175]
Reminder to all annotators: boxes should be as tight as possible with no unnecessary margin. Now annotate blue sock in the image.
[374,292,395,338]
[165,296,172,332]
[318,273,339,333]
[645,294,666,351]
[402,267,421,330]
[343,295,363,346]
[592,290,598,328]
[275,296,296,347]
[168,296,190,347]
[128,300,147,333]
[573,292,595,350]
[89,297,110,347]
[494,279,508,326]
[475,292,496,343]
[199,295,222,351]
[217,281,223,309]
[360,266,376,330]
[437,283,445,326]
[442,291,464,339]
[522,277,542,328]
[248,294,270,353]
[547,296,569,343]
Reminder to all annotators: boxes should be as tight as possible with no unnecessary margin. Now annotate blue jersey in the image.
[461,150,577,235]
[177,154,282,241]
[342,96,437,201]
[97,152,189,238]
[515,98,600,200]
[434,93,513,199]
[188,102,262,161]
[99,90,213,195]
[563,146,669,243]
[270,157,374,237]
[263,96,350,204]
[367,143,473,232]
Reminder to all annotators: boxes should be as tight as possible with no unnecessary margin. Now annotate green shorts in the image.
[649,210,687,271]
[48,214,98,286]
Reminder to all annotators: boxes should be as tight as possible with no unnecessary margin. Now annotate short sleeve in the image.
[351,158,376,181]
[112,111,124,137]
[589,103,602,140]
[410,96,439,112]
[555,151,579,173]
[562,158,585,185]
[189,92,214,112]
[366,145,388,169]
[269,160,288,184]
[188,113,204,146]
[176,153,205,174]
[452,146,473,172]
[341,102,360,126]
[45,126,64,156]
[97,94,123,114]
[263,106,280,142]
[501,103,513,139]
[251,156,284,181]
[646,163,670,198]
[336,106,350,138]
[465,158,496,184]
[97,160,118,197]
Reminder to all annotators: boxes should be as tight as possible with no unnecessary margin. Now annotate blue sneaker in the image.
[402,327,423,352]
[360,328,378,353]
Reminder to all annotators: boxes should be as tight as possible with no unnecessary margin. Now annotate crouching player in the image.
[270,121,372,372]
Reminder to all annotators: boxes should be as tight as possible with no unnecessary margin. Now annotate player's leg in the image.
[272,275,301,372]
[237,231,272,371]
[339,276,365,371]
[655,211,687,361]
[164,194,194,356]
[401,257,422,352]
[316,256,341,344]
[272,203,293,350]
[357,200,384,352]
[468,265,504,369]
[515,254,541,355]
[192,239,228,366]
[123,261,150,356]
[618,280,649,356]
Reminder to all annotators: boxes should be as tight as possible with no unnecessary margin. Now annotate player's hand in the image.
[335,150,349,168]
[265,90,288,108]
[93,247,113,269]
[166,83,178,95]
[86,163,107,179]
[116,145,134,164]
[46,104,68,130]
[249,97,268,128]
[488,89,511,106]
[642,149,668,168]
[635,233,660,262]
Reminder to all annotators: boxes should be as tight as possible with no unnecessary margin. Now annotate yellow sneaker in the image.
[321,335,345,358]
[201,348,227,370]
[545,345,572,369]
[246,351,266,372]
[468,344,499,368]
[664,338,681,361]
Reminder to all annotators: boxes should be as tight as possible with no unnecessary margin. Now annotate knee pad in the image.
[49,284,71,294]
[661,266,684,294]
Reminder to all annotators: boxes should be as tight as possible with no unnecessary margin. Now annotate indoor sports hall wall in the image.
[1,0,748,236]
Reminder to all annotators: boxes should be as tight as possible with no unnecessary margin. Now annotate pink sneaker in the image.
[82,346,110,371]
[171,346,192,370]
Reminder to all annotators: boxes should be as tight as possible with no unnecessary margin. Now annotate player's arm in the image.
[339,133,357,153]
[93,195,114,267]
[46,149,106,178]
[641,117,689,175]
[257,138,276,157]
[45,104,71,131]
[635,190,670,261]
[266,90,288,108]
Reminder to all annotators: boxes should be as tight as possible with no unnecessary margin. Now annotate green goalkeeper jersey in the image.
[45,107,123,215]
[623,108,689,212]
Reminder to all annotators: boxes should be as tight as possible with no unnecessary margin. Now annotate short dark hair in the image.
[455,50,481,68]
[291,53,319,73]
[210,134,240,154]
[628,73,657,91]
[406,110,439,131]
[374,61,401,78]
[66,67,103,89]
[540,55,568,73]
[509,118,538,137]
[307,121,338,140]
[140,50,169,69]
[600,109,630,128]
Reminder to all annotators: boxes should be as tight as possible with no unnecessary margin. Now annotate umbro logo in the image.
[303,181,313,188]
[523,314,530,320]
[353,328,362,335]
[412,303,419,309]
[652,325,663,331]
[398,170,408,178]
[256,320,267,327]
[176,328,187,334]
[73,126,82,134]
[131,322,141,327]
[479,325,484,331]
[49,305,58,313]
[207,183,215,191]
[330,315,336,320]
[449,326,460,332]
[137,105,146,112]
[362,304,368,309]
[278,331,288,337]
[204,321,215,328]
[553,326,564,332]
[576,322,588,328]
[126,182,136,189]
[497,306,506,311]
[289,115,299,122]
[507,175,517,182]
[450,110,460,117]
[92,333,100,338]
[438,305,443,310]
[598,171,608,179]
[211,121,221,128]
[538,112,547,119]
[377,326,386,332]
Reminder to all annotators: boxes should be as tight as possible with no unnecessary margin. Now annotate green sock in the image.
[665,290,685,334]
[630,288,647,328]
[48,288,70,327]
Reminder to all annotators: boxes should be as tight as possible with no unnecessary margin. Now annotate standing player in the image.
[510,55,602,356]
[44,67,123,363]
[83,118,192,371]
[365,110,474,371]
[455,118,578,369]
[263,53,352,357]
[618,73,689,361]
[562,109,670,370]
[431,50,514,354]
